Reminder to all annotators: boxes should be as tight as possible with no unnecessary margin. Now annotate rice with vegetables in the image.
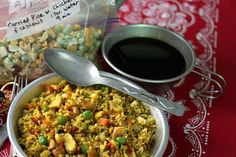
[17,80,157,157]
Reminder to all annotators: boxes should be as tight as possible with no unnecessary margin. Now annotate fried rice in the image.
[17,80,157,157]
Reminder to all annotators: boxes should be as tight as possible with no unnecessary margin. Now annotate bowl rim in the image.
[7,72,169,157]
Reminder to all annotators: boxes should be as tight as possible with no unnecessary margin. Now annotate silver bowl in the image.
[102,24,195,84]
[7,72,169,157]
[101,24,226,98]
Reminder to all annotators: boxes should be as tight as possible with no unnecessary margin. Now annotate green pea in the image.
[80,144,88,154]
[81,123,88,131]
[101,86,109,92]
[88,46,95,51]
[83,110,92,119]
[76,32,83,38]
[75,51,83,56]
[115,136,126,145]
[20,54,30,62]
[64,35,72,41]
[42,104,48,112]
[79,45,86,52]
[63,24,73,34]
[38,135,48,145]
[63,41,70,48]
[11,58,19,66]
[57,38,69,47]
[78,38,84,45]
[94,31,101,38]
[94,41,101,48]
[70,38,78,45]
[58,115,68,125]
[7,53,14,60]
[86,54,94,61]
[56,38,64,45]
[125,103,130,108]
[55,24,64,33]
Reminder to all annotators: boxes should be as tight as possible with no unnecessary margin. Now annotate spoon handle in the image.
[99,77,186,116]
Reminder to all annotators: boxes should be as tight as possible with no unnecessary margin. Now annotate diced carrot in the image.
[106,141,116,153]
[49,129,54,135]
[31,116,38,122]
[106,141,113,149]
[106,142,112,148]
[42,119,49,125]
[126,117,132,125]
[98,118,109,126]
[28,103,36,109]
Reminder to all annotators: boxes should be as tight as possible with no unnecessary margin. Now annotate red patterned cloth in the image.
[1,0,236,157]
[117,0,236,157]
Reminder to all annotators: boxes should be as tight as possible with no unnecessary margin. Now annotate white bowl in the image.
[7,72,169,157]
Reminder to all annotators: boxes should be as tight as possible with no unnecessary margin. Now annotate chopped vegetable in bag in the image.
[0,0,116,85]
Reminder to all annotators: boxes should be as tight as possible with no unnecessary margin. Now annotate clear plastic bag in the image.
[0,0,116,85]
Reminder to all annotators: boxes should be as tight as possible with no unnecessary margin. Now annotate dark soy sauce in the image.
[108,37,186,80]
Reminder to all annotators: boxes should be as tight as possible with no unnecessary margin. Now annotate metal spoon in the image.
[44,48,186,116]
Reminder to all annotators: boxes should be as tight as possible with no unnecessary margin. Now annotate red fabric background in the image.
[117,0,236,156]
[209,1,236,156]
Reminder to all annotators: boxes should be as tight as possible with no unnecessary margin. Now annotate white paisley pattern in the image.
[142,0,195,33]
[0,149,8,157]
[183,0,219,157]
[135,0,220,156]
[119,0,219,156]
[119,0,195,34]
[168,136,177,157]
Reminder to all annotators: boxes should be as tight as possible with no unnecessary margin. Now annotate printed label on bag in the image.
[9,0,47,14]
[6,0,80,40]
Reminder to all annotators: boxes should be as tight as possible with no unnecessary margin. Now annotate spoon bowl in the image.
[44,49,100,86]
[44,48,186,116]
